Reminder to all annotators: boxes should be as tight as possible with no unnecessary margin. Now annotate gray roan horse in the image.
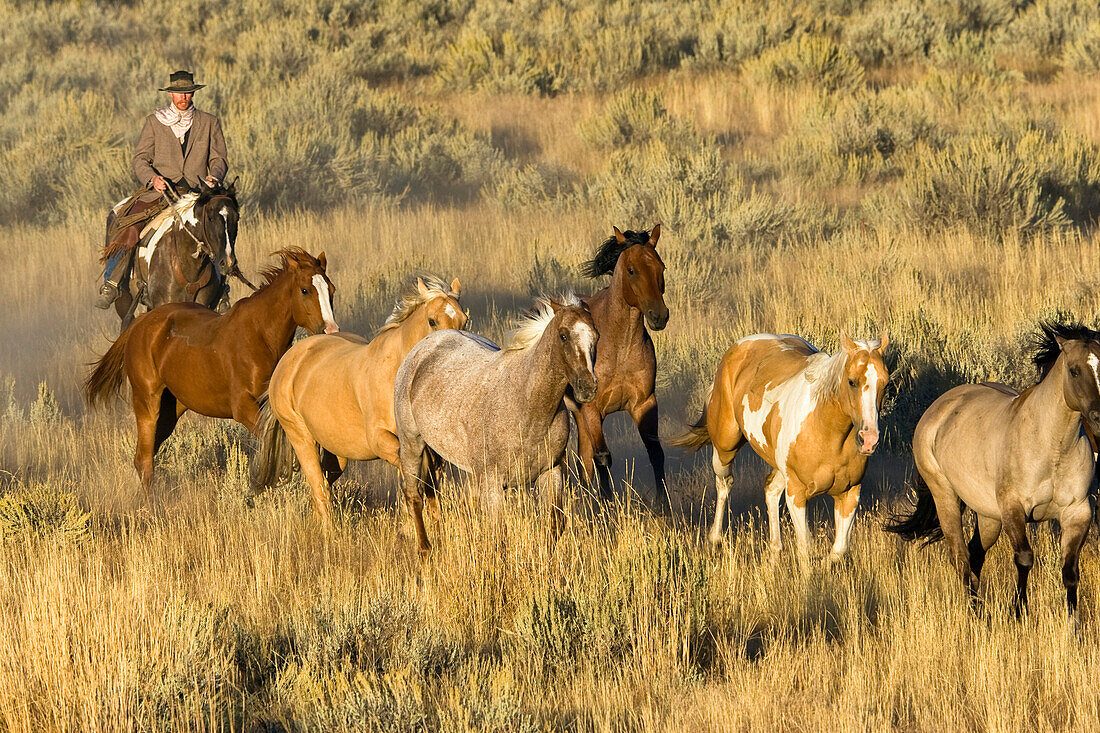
[113,182,239,332]
[393,295,598,559]
[888,321,1100,620]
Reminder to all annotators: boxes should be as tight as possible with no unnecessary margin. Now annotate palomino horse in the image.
[251,275,467,528]
[673,332,889,561]
[393,295,598,558]
[888,322,1100,619]
[574,225,669,505]
[109,182,241,333]
[84,247,338,508]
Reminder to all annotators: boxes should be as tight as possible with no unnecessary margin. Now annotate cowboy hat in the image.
[158,70,205,93]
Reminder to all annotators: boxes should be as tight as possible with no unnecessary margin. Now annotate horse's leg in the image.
[828,483,861,564]
[153,390,181,455]
[536,464,568,545]
[319,449,345,486]
[708,435,745,546]
[131,385,164,513]
[629,394,667,510]
[419,449,443,533]
[577,404,613,500]
[1059,499,1091,622]
[763,470,784,552]
[231,394,263,435]
[281,418,335,532]
[783,479,812,561]
[968,515,1002,599]
[397,434,432,560]
[574,409,598,491]
[1000,498,1033,617]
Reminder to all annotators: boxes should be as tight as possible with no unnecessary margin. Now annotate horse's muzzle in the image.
[858,429,879,455]
[645,307,670,331]
[572,378,598,404]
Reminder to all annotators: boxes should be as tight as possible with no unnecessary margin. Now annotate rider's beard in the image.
[174,99,191,111]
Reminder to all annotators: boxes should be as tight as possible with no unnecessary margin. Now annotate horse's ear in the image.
[450,277,461,296]
[877,330,889,354]
[613,226,626,244]
[548,299,564,314]
[417,277,429,297]
[841,331,858,352]
[317,251,327,270]
[228,176,239,195]
[1055,334,1068,349]
[649,223,661,247]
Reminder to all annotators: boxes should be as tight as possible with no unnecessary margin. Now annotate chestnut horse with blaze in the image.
[674,333,889,561]
[250,275,466,528]
[574,225,668,505]
[84,247,338,508]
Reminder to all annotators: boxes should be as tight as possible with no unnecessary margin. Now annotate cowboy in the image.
[96,70,229,309]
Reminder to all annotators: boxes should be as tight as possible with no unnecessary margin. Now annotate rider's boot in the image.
[216,282,231,313]
[96,245,136,309]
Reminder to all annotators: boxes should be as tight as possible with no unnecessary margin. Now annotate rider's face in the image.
[169,92,193,111]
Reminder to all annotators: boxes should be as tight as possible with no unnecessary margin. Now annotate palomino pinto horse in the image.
[251,275,466,528]
[674,332,889,561]
[575,225,669,505]
[393,295,598,558]
[111,182,240,333]
[888,322,1100,620]
[84,247,337,508]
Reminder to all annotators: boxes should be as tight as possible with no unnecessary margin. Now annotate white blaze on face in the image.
[572,322,597,377]
[219,206,233,262]
[859,361,881,447]
[312,274,338,333]
[445,303,457,320]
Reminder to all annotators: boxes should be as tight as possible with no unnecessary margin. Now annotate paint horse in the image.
[251,275,467,528]
[673,333,889,561]
[574,225,669,505]
[84,248,337,509]
[110,181,240,333]
[888,322,1100,620]
[393,295,598,558]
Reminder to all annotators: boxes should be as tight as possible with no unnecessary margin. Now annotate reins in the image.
[161,187,259,293]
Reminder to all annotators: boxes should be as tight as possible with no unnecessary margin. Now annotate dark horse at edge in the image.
[107,181,240,334]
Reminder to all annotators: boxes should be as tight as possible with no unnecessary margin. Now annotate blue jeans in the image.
[104,251,124,284]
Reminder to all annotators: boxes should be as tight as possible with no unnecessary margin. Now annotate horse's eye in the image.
[1070,366,1081,378]
[428,318,437,328]
[560,332,568,342]
[627,268,635,276]
[848,378,858,387]
[301,288,309,295]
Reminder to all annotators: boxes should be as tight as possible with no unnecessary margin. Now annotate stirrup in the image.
[95,281,119,309]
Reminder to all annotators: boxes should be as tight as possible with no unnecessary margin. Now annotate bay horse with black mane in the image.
[888,321,1100,620]
[84,247,337,509]
[106,181,241,333]
[574,224,669,506]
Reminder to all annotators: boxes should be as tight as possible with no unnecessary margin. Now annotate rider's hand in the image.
[203,175,218,188]
[150,175,167,192]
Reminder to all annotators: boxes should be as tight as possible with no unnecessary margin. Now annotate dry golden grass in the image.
[5,50,1100,733]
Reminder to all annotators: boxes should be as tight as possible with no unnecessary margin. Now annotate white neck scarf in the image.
[154,104,196,143]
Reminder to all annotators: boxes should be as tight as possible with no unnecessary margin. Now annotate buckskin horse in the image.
[888,321,1099,621]
[251,275,467,529]
[84,247,337,509]
[673,332,889,562]
[574,225,668,506]
[393,295,598,558]
[106,181,241,333]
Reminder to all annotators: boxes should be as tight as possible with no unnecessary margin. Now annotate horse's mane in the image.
[256,247,320,289]
[141,192,199,237]
[804,337,883,399]
[1032,320,1100,378]
[582,228,652,278]
[377,274,459,335]
[506,293,581,351]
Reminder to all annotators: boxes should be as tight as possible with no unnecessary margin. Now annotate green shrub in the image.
[844,5,939,67]
[744,35,865,93]
[1063,20,1100,73]
[996,0,1099,62]
[692,1,802,68]
[0,482,90,542]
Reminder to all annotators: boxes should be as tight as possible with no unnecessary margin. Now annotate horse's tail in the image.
[669,392,713,452]
[250,394,298,493]
[84,328,132,408]
[883,475,943,545]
